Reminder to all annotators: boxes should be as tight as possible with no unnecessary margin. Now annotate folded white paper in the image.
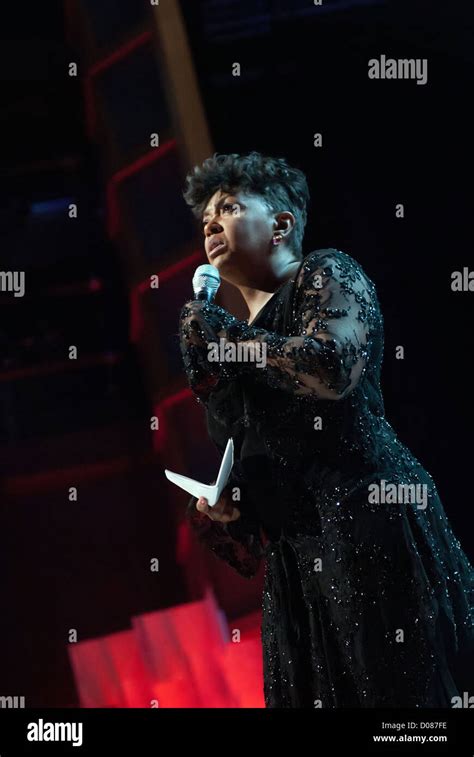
[164,437,234,507]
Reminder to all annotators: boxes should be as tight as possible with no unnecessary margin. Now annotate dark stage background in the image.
[0,0,472,707]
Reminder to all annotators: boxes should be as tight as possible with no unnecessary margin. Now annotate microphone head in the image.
[192,264,221,301]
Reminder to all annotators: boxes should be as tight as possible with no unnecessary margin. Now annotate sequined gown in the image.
[178,248,474,708]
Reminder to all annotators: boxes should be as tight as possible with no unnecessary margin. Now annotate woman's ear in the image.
[274,211,296,238]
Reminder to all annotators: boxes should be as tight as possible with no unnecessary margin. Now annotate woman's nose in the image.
[206,220,222,235]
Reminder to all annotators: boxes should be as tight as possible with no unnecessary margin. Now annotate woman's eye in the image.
[202,203,239,229]
[222,203,238,214]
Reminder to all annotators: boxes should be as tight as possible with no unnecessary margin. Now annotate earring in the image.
[272,233,283,245]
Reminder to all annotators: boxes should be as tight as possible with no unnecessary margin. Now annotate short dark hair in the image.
[182,151,310,258]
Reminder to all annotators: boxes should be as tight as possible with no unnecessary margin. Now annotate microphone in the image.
[192,264,221,302]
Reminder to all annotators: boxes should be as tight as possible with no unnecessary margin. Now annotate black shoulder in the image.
[298,248,377,294]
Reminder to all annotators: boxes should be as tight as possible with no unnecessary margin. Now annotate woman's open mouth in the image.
[208,241,227,258]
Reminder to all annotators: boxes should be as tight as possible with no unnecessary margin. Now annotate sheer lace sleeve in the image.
[178,249,378,402]
[179,297,236,404]
[184,471,264,579]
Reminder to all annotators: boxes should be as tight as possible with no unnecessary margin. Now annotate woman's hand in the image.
[196,484,241,523]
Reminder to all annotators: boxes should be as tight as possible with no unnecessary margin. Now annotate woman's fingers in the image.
[196,497,210,513]
[196,495,240,523]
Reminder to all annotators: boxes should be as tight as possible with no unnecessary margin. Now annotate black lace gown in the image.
[178,248,474,708]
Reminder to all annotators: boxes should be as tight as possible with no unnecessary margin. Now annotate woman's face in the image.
[202,188,283,282]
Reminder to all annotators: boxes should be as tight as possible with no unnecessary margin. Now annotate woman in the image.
[178,151,473,707]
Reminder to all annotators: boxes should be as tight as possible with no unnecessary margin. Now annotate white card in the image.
[164,437,234,507]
